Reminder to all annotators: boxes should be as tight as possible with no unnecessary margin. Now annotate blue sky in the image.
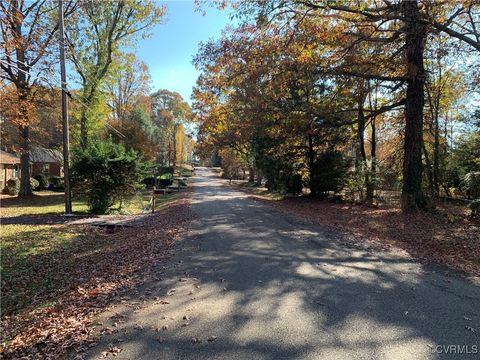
[135,1,232,103]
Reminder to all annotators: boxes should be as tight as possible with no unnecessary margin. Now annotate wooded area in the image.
[193,0,480,213]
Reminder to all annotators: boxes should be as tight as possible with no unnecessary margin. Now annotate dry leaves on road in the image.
[255,196,480,278]
[0,189,194,359]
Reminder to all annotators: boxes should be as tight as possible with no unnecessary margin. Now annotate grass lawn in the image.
[0,186,184,322]
[0,189,179,217]
[230,180,289,200]
[0,188,184,315]
[0,189,193,359]
[121,188,178,214]
[0,192,89,217]
[1,224,86,315]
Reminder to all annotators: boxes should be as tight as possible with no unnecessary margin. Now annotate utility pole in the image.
[59,0,72,214]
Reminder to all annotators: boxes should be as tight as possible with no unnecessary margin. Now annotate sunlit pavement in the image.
[85,167,480,360]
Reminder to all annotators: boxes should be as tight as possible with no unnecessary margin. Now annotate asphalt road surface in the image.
[85,167,480,360]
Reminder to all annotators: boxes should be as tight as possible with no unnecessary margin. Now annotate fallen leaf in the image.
[465,326,477,333]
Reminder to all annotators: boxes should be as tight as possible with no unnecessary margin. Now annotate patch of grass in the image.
[0,224,85,315]
[230,181,286,200]
[0,192,88,217]
[180,169,193,177]
[120,189,178,214]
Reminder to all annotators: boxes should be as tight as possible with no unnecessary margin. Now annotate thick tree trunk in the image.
[401,0,427,211]
[80,88,96,149]
[173,124,178,168]
[15,33,32,197]
[255,167,263,186]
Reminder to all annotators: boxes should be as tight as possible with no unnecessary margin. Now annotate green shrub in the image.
[462,172,480,199]
[284,173,303,195]
[159,172,173,180]
[346,164,366,202]
[310,151,350,197]
[3,178,20,195]
[47,176,64,191]
[71,140,147,214]
[29,177,39,191]
[48,176,64,186]
[158,178,173,188]
[33,174,49,190]
[469,199,480,218]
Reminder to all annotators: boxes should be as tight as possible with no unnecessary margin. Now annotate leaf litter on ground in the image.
[0,189,194,359]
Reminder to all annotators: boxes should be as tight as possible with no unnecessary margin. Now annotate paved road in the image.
[86,168,479,360]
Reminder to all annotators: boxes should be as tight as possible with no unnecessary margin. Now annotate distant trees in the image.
[151,89,193,167]
[194,0,480,210]
[65,0,166,147]
[106,53,152,123]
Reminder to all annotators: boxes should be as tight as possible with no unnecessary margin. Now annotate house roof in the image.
[30,147,63,163]
[0,150,20,165]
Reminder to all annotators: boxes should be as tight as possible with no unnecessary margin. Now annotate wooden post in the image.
[152,187,156,213]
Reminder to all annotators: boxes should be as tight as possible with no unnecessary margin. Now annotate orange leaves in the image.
[0,85,38,128]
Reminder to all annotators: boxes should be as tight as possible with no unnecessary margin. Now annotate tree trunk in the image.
[80,88,96,149]
[248,166,255,182]
[422,141,435,197]
[307,132,317,197]
[18,124,33,197]
[356,86,368,203]
[15,31,32,197]
[355,87,367,168]
[433,110,440,197]
[173,124,178,168]
[255,167,263,186]
[401,0,427,211]
[80,110,88,149]
[366,117,376,201]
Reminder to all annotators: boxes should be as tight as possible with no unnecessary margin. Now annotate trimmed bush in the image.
[3,178,20,195]
[30,177,39,191]
[33,174,49,190]
[143,176,156,188]
[48,176,64,191]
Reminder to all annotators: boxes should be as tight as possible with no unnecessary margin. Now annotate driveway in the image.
[85,167,479,360]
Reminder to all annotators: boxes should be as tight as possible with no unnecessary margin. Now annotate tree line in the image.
[1,0,193,198]
[193,0,480,211]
